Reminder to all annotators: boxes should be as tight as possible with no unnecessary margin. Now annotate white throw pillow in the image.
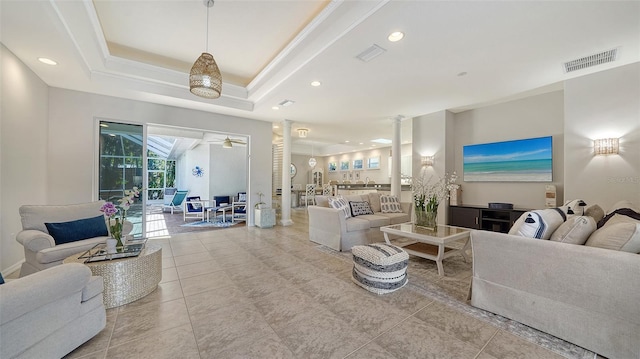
[550,216,596,245]
[509,208,567,240]
[380,195,402,213]
[328,196,351,219]
[560,199,587,216]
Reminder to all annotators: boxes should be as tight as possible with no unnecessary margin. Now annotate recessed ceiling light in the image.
[359,142,364,145]
[388,31,404,42]
[273,124,279,129]
[38,57,57,65]
[371,138,392,144]
[272,106,279,110]
[345,140,350,143]
[310,81,321,87]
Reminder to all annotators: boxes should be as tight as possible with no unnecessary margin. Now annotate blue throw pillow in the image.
[45,215,109,245]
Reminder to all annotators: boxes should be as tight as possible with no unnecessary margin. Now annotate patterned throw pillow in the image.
[328,196,351,219]
[509,208,567,240]
[380,195,402,213]
[349,201,374,216]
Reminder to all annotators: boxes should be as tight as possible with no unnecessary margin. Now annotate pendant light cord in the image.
[205,1,210,53]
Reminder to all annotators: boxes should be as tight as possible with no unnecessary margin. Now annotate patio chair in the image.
[184,196,208,221]
[232,192,247,223]
[163,190,188,214]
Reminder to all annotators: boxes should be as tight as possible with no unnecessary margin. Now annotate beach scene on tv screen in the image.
[463,136,552,182]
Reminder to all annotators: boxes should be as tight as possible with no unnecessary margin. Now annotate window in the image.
[147,149,175,201]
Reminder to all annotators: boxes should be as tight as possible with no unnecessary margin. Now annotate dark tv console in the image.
[448,205,529,233]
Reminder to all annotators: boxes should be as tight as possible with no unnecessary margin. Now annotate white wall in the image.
[452,91,565,209]
[412,110,456,223]
[210,144,247,200]
[1,45,50,272]
[181,144,210,200]
[564,62,640,210]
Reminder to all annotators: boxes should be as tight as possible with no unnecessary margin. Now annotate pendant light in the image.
[308,143,317,168]
[189,0,222,99]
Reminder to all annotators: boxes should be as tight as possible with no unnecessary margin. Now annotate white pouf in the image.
[351,243,409,294]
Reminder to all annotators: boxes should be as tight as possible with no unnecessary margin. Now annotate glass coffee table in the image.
[380,223,471,276]
[64,240,162,308]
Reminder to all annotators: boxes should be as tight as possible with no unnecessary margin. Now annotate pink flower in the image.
[100,202,118,218]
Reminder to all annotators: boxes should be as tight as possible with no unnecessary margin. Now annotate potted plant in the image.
[254,191,266,209]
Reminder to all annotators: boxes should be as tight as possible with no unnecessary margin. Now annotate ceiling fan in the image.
[209,136,246,148]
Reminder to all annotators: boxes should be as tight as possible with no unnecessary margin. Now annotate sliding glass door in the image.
[98,121,145,238]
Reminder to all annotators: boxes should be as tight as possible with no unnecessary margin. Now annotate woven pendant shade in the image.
[190,52,222,99]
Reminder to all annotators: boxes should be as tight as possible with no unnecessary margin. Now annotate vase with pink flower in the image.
[100,187,140,251]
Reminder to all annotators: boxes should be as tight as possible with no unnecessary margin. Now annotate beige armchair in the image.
[16,201,132,277]
[0,263,106,359]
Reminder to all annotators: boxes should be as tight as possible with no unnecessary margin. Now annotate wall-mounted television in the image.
[463,136,552,182]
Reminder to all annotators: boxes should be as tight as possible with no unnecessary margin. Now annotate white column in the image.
[280,119,294,226]
[391,116,402,198]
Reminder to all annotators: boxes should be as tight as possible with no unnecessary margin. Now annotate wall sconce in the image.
[594,138,619,155]
[297,128,309,138]
[421,155,434,166]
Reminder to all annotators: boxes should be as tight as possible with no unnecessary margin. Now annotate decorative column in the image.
[280,119,294,226]
[391,116,402,198]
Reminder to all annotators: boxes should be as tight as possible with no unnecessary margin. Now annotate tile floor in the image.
[63,209,597,359]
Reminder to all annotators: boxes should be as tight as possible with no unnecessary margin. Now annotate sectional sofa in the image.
[308,193,412,251]
[470,201,640,359]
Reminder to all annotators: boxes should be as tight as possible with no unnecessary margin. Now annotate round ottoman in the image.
[351,243,409,294]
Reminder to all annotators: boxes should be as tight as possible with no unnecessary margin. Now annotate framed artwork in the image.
[353,159,363,170]
[367,156,380,169]
[463,136,552,182]
[340,160,350,171]
[328,162,337,172]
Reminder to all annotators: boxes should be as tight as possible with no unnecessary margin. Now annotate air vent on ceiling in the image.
[356,44,387,62]
[563,48,618,73]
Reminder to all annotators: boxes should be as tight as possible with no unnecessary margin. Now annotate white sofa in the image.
[308,193,412,251]
[0,263,106,359]
[17,201,132,276]
[470,203,640,359]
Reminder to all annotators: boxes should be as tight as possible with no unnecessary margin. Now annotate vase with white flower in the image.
[100,187,140,251]
[411,172,458,229]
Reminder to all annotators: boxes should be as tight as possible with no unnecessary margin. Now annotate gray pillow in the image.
[585,204,605,223]
[585,222,640,253]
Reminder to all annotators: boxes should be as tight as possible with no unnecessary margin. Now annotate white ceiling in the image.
[2,0,639,155]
